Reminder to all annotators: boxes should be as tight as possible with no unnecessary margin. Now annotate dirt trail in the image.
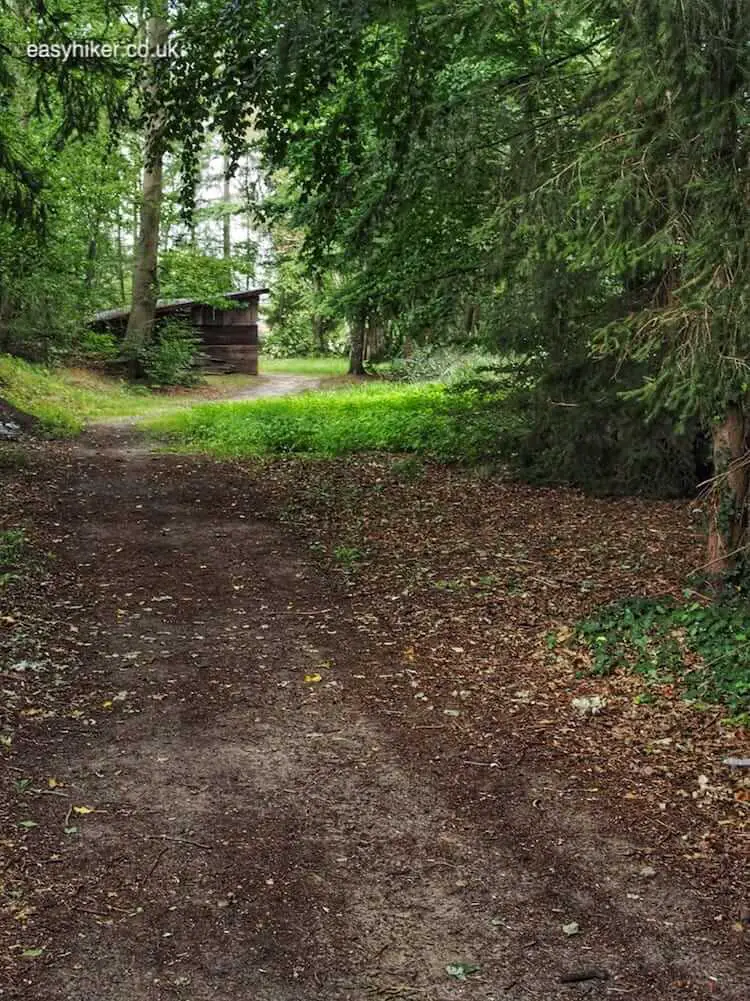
[224,373,323,401]
[2,420,747,1000]
[95,373,324,428]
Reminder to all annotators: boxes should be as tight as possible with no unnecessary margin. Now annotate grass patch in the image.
[0,356,179,435]
[570,595,750,712]
[146,381,521,461]
[260,355,349,376]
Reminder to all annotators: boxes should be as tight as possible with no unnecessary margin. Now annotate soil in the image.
[1,376,748,1000]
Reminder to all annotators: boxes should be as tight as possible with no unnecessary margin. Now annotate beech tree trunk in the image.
[123,8,169,364]
[116,216,126,303]
[706,401,749,577]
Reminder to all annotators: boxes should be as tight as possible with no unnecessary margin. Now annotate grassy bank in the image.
[0,356,258,435]
[147,381,518,460]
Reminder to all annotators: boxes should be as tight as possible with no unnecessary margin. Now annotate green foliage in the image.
[138,321,203,388]
[263,212,347,357]
[574,596,750,712]
[0,528,26,567]
[70,331,121,367]
[332,544,365,569]
[382,346,514,388]
[158,250,237,308]
[147,381,522,461]
[0,1,132,230]
[0,527,27,586]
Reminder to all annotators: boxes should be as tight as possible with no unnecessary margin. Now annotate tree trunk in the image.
[116,216,126,303]
[311,273,327,353]
[132,183,139,248]
[706,401,749,577]
[84,236,97,289]
[122,7,169,364]
[348,313,367,375]
[312,313,326,354]
[0,290,13,352]
[223,152,232,260]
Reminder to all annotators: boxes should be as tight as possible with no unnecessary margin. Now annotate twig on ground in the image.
[142,845,170,884]
[143,834,213,850]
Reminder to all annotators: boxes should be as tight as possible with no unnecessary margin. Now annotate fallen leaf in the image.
[72,805,94,815]
[304,674,322,683]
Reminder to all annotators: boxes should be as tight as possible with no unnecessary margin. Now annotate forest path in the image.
[2,425,746,1001]
[93,372,325,429]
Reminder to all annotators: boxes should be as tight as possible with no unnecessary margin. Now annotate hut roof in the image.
[92,288,269,325]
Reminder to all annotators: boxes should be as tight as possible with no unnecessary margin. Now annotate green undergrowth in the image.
[571,595,750,713]
[0,528,28,587]
[146,381,521,460]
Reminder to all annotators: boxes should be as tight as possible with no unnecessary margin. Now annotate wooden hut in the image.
[91,288,268,375]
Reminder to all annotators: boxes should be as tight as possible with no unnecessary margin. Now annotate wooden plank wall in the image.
[192,304,259,375]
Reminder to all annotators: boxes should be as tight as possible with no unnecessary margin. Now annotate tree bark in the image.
[348,312,367,375]
[122,7,169,364]
[706,401,749,577]
[312,313,326,354]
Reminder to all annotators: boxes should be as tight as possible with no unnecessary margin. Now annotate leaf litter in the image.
[1,438,748,999]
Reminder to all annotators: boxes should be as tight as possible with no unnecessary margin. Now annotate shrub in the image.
[71,330,121,366]
[138,321,203,387]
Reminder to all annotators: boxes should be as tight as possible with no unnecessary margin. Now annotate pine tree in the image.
[575,1,750,577]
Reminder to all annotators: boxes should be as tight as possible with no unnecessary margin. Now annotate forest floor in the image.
[1,376,748,1001]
